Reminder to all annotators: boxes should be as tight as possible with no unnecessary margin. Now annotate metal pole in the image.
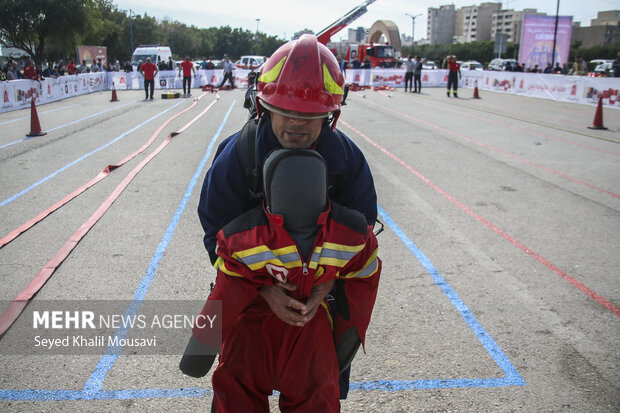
[496,3,502,58]
[405,13,422,56]
[551,0,560,67]
[129,10,134,56]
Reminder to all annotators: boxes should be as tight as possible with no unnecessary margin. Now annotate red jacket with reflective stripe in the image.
[194,201,381,350]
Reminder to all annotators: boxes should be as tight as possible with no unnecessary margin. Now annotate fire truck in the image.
[316,0,375,46]
[316,0,397,68]
[344,43,397,68]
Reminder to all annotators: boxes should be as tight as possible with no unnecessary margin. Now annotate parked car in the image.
[422,60,437,70]
[488,58,517,71]
[594,61,613,76]
[234,55,265,69]
[461,60,484,71]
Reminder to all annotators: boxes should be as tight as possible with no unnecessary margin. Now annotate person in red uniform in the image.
[446,54,461,98]
[139,57,158,100]
[67,59,76,75]
[23,60,38,81]
[178,56,196,97]
[181,149,381,412]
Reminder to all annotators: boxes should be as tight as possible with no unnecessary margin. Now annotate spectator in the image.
[568,56,587,76]
[67,59,76,75]
[403,56,414,92]
[413,55,424,93]
[114,59,120,71]
[351,57,360,69]
[6,62,21,80]
[543,63,552,74]
[23,60,39,80]
[200,56,207,70]
[167,56,174,71]
[205,58,214,70]
[124,61,133,72]
[552,63,563,74]
[42,64,57,79]
[613,51,620,78]
[219,56,234,88]
[78,59,88,73]
[57,64,66,76]
[361,57,371,69]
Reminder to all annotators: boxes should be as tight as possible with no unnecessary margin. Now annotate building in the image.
[491,8,546,44]
[454,2,500,43]
[348,27,367,43]
[572,10,620,48]
[427,5,455,45]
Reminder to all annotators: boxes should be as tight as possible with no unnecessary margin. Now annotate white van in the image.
[131,45,172,68]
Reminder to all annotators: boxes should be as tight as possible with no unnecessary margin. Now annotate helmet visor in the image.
[260,100,330,120]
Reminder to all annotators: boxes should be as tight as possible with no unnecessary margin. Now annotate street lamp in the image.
[405,13,422,56]
[129,9,134,57]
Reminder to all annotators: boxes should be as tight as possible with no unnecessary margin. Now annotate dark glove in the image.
[179,335,218,378]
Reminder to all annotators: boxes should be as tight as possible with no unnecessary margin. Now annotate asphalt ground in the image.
[0,86,619,412]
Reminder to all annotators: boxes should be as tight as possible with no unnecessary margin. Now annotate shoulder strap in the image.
[235,118,263,203]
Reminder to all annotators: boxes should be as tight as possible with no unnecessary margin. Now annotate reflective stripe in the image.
[323,63,344,95]
[232,245,301,270]
[342,248,379,279]
[258,56,286,83]
[316,241,364,267]
[321,301,333,330]
[218,261,245,278]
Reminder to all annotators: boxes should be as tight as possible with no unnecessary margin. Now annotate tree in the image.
[0,0,89,64]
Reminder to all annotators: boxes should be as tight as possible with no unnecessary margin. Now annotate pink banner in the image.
[518,15,572,69]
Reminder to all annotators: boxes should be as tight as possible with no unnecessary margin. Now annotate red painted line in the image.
[341,120,620,318]
[422,98,620,157]
[354,96,620,199]
[0,97,219,336]
[0,94,210,248]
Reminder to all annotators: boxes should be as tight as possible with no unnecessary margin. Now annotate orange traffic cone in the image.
[110,82,119,102]
[473,80,481,99]
[587,96,607,130]
[26,98,46,137]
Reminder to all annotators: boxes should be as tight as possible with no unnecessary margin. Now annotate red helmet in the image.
[256,34,345,116]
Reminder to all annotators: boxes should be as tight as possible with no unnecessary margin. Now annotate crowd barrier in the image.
[1,69,618,113]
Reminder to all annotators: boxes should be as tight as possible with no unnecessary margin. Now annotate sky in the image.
[112,0,619,42]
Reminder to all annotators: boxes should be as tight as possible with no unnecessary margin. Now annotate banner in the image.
[76,45,108,66]
[1,69,617,114]
[518,15,573,69]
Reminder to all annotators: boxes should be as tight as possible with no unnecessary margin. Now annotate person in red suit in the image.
[178,56,196,97]
[138,57,158,100]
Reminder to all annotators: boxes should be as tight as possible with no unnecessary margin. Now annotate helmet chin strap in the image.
[329,110,341,131]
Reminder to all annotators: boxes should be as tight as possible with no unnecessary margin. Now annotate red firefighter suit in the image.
[193,200,381,412]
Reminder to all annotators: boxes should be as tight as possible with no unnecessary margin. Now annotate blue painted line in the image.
[83,99,236,396]
[0,103,80,126]
[373,204,525,388]
[0,100,184,208]
[0,101,136,150]
[0,388,210,401]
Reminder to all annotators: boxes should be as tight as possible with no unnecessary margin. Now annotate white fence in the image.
[1,69,619,113]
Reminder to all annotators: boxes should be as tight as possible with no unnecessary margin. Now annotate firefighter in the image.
[185,149,381,412]
[446,54,461,98]
[194,34,378,399]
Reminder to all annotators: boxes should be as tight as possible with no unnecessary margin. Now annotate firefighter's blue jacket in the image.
[198,118,378,264]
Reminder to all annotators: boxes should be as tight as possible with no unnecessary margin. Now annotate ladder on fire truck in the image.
[316,0,376,45]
